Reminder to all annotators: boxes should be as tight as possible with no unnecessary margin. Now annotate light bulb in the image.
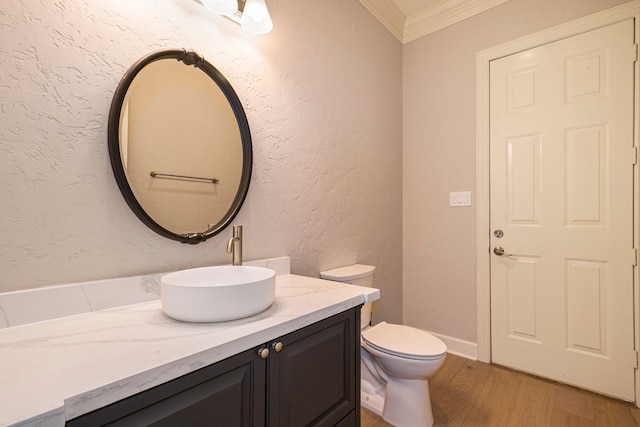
[201,0,237,16]
[240,0,273,35]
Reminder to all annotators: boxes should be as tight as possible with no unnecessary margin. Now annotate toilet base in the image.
[361,378,434,427]
[384,378,434,427]
[361,379,385,416]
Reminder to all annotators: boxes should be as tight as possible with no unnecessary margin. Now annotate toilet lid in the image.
[320,264,375,281]
[362,322,447,359]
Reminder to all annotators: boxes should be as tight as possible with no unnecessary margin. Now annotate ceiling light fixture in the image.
[198,0,273,35]
[240,0,273,35]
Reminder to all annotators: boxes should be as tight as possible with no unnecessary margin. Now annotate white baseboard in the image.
[428,331,478,361]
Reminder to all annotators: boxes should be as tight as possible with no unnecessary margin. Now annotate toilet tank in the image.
[320,264,375,328]
[319,264,375,286]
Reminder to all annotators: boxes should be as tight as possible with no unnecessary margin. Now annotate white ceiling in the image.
[359,0,511,43]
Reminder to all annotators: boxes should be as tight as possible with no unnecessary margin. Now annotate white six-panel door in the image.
[490,19,636,400]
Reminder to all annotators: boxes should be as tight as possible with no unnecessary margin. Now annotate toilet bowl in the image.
[319,264,447,427]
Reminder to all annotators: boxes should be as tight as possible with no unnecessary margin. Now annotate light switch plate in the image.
[450,191,471,207]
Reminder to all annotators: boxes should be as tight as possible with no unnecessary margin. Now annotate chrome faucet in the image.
[226,225,243,266]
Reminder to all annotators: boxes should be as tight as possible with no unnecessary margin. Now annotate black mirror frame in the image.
[108,48,252,244]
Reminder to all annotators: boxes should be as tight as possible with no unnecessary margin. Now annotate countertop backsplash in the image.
[0,257,291,329]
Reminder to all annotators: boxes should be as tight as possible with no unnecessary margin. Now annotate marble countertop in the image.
[0,274,379,427]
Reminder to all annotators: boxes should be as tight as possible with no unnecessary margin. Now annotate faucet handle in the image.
[226,236,236,254]
[227,225,243,265]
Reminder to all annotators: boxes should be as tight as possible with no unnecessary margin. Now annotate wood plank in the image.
[592,394,638,426]
[552,382,595,421]
[506,372,553,426]
[434,358,494,426]
[462,364,523,425]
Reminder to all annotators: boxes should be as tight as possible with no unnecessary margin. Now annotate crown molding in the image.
[360,0,511,44]
[358,0,405,43]
[404,0,510,43]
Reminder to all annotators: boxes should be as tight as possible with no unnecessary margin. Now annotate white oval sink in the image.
[161,266,276,322]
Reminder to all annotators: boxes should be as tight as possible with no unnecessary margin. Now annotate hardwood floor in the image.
[361,353,640,426]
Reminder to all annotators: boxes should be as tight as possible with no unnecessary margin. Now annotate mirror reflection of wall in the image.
[118,58,243,235]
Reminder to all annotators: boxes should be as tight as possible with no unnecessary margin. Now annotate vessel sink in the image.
[161,266,276,322]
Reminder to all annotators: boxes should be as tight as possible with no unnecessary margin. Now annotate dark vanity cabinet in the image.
[67,308,360,427]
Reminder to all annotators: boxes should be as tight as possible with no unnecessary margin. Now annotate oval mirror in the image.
[108,49,252,244]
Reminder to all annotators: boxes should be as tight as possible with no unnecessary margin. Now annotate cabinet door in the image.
[66,347,265,427]
[268,308,359,427]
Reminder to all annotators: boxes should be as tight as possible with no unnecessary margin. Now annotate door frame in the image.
[475,0,640,401]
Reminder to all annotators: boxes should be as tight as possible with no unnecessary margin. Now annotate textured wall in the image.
[0,0,403,323]
[402,0,631,343]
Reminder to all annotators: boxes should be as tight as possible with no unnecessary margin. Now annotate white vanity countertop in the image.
[0,274,379,427]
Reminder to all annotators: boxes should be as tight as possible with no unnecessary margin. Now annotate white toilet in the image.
[320,264,447,427]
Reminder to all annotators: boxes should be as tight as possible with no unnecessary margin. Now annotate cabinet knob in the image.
[272,341,283,353]
[258,347,270,359]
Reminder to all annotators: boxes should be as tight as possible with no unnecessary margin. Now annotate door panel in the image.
[490,19,635,401]
[565,125,607,225]
[507,257,539,340]
[566,259,608,354]
[269,309,358,427]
